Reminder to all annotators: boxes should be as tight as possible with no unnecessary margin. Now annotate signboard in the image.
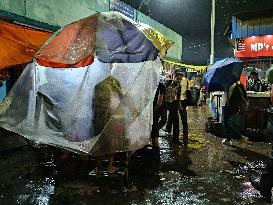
[186,68,196,72]
[235,35,273,58]
[110,0,134,19]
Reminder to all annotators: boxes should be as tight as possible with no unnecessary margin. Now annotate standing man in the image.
[179,73,189,137]
[151,76,167,147]
[222,81,248,145]
[247,71,262,92]
[192,76,201,107]
[93,76,124,174]
[165,71,183,145]
[189,77,194,93]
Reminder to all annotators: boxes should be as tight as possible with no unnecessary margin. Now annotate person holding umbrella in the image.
[222,80,248,145]
[203,57,248,144]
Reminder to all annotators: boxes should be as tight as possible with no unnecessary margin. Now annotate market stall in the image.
[232,13,273,130]
[235,57,273,130]
[246,92,272,129]
[0,11,173,156]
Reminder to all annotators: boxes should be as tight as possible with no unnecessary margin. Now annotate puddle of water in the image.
[1,160,270,205]
[187,133,205,149]
[17,177,55,205]
[1,107,271,205]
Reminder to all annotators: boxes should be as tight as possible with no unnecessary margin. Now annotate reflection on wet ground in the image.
[0,106,272,205]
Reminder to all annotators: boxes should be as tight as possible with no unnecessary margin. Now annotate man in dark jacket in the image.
[222,81,248,145]
[151,77,167,147]
[247,71,262,92]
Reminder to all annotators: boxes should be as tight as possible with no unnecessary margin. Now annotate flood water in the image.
[0,106,272,205]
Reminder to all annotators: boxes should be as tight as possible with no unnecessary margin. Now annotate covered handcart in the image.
[0,12,173,156]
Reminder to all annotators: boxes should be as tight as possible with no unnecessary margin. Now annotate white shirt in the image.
[180,77,189,100]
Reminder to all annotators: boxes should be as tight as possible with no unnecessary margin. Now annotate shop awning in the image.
[0,21,52,69]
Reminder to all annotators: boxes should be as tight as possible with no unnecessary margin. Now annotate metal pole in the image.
[210,0,216,65]
[136,0,149,21]
[24,0,27,16]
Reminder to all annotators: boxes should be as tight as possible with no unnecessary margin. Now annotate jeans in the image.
[165,101,180,142]
[224,113,245,140]
[179,100,188,135]
[151,103,167,138]
[193,88,200,106]
[166,101,188,140]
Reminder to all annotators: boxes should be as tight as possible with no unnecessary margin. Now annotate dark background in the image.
[122,0,273,65]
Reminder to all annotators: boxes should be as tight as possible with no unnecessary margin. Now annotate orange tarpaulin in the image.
[0,21,52,69]
[35,15,97,68]
[36,55,94,68]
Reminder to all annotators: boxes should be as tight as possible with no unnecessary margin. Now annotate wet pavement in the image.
[0,105,272,205]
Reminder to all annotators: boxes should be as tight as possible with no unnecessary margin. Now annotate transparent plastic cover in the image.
[0,58,161,155]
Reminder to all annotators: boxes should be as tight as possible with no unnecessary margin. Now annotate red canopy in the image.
[35,15,97,68]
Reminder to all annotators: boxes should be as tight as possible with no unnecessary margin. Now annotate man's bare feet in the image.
[96,164,103,175]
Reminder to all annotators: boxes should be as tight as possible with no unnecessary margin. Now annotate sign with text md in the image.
[235,35,273,58]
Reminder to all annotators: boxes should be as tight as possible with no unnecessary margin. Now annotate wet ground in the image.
[0,106,272,205]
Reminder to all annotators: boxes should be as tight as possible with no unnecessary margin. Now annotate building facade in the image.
[0,0,182,61]
[232,9,273,61]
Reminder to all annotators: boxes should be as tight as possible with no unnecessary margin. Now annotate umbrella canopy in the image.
[35,12,173,68]
[0,12,174,155]
[203,57,244,92]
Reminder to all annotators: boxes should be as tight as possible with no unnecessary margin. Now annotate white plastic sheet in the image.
[0,58,161,155]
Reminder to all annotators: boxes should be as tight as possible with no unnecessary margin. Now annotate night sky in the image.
[122,0,273,65]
